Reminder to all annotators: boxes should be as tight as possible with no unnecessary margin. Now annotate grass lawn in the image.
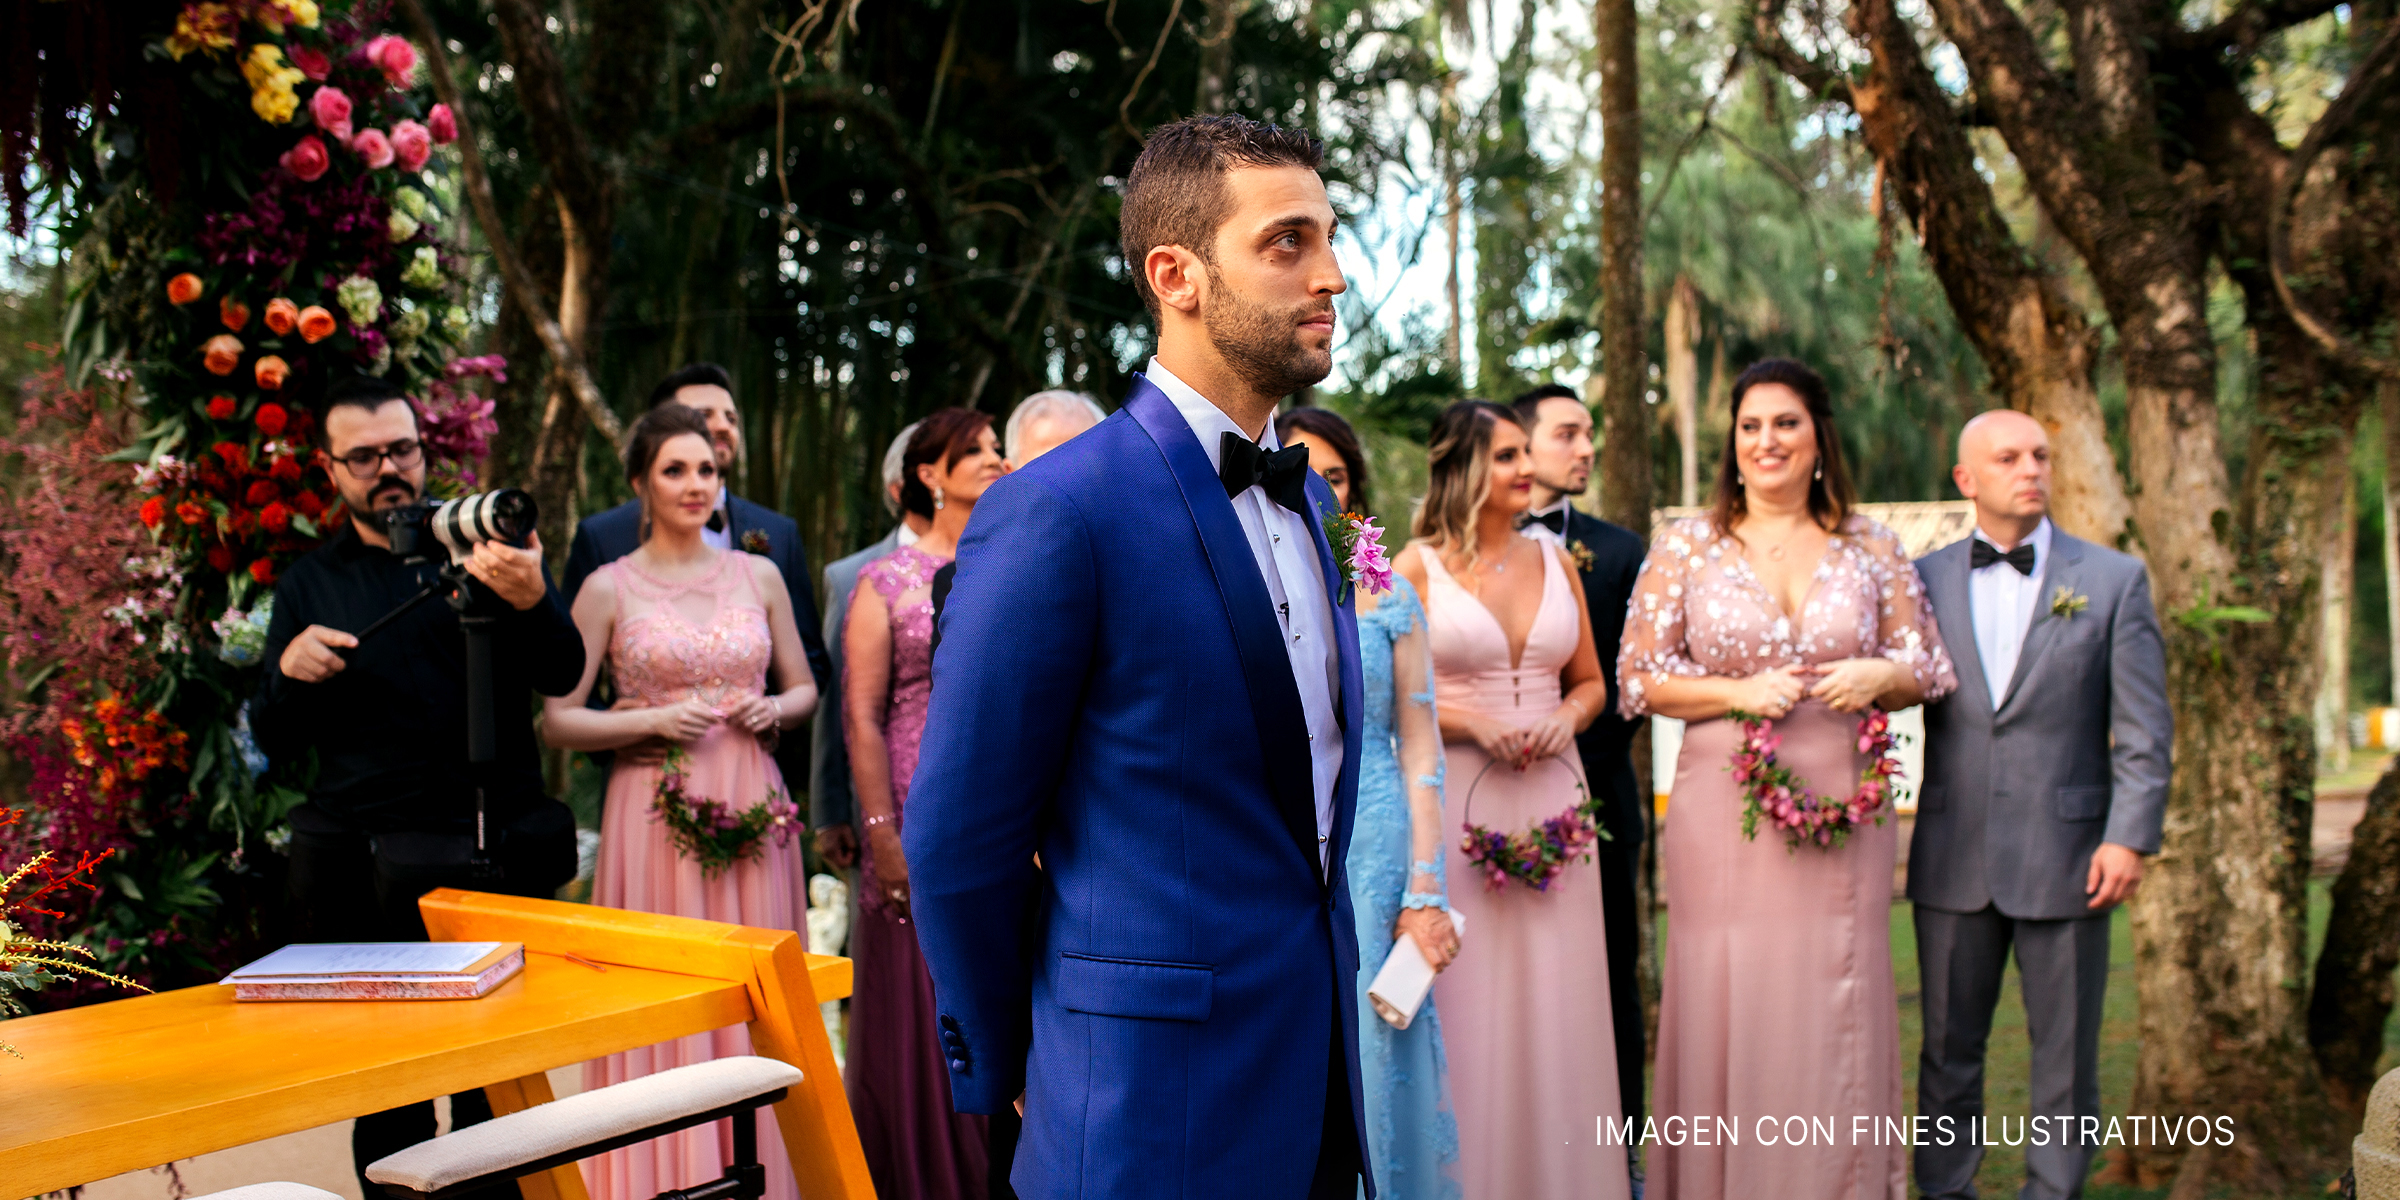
[1648,879,2393,1198]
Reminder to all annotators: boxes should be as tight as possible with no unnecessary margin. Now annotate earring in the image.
[934,489,946,512]
[1813,461,1823,481]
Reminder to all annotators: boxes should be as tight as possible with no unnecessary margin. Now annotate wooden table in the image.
[0,890,872,1200]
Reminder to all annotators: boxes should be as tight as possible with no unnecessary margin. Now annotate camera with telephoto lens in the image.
[374,487,539,564]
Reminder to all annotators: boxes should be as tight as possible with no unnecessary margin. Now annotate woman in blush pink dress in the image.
[542,404,820,1200]
[843,408,1007,1200]
[1398,400,1630,1200]
[1618,359,1954,1200]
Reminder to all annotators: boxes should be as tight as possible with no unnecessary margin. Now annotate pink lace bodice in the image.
[859,545,947,797]
[1617,514,1956,718]
[607,553,772,711]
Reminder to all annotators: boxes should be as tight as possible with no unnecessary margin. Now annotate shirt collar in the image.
[1146,357,1280,472]
[1529,497,1571,521]
[1970,516,2052,569]
[895,521,920,548]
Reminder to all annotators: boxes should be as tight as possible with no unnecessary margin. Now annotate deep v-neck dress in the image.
[1423,543,1633,1200]
[1618,516,1955,1200]
[584,553,805,1200]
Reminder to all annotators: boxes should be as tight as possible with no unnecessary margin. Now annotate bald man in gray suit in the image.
[1910,410,2171,1200]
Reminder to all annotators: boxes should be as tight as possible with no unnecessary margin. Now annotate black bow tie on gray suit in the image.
[1969,538,2036,574]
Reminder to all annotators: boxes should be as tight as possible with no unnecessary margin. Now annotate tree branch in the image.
[392,0,621,444]
[2269,13,2400,380]
[2187,0,2348,57]
[1747,0,1850,106]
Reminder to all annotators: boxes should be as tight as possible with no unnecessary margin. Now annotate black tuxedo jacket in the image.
[1562,508,1649,850]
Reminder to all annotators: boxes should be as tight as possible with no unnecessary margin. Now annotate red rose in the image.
[230,508,258,538]
[293,490,325,518]
[246,480,281,507]
[167,273,204,306]
[220,296,251,332]
[271,454,303,481]
[207,545,236,573]
[291,45,332,81]
[280,134,331,183]
[206,394,238,420]
[260,503,294,535]
[213,441,248,469]
[390,120,433,173]
[350,129,395,170]
[364,35,418,88]
[427,103,458,144]
[175,500,210,527]
[140,496,168,529]
[255,402,289,436]
[249,559,278,585]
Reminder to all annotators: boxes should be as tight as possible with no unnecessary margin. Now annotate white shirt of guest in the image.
[702,482,731,552]
[1522,498,1571,548]
[894,521,920,548]
[1968,517,2051,708]
[1147,358,1343,871]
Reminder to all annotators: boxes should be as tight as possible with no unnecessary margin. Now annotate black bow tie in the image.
[1970,539,2036,575]
[706,508,727,534]
[1219,432,1313,517]
[1524,508,1567,536]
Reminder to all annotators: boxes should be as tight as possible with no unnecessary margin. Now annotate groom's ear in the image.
[1145,244,1207,317]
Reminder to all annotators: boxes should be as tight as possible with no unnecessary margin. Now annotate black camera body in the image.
[374,488,540,565]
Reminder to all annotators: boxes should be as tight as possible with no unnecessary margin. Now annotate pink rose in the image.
[426,103,457,144]
[364,35,418,88]
[389,119,433,172]
[290,45,332,81]
[350,128,395,169]
[308,85,353,142]
[280,134,331,182]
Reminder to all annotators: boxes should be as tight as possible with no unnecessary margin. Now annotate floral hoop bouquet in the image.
[651,747,801,879]
[1727,707,1904,851]
[1457,757,1610,892]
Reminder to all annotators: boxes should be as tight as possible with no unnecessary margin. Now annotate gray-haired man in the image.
[1910,409,2171,1200]
[809,422,927,871]
[1004,388,1107,467]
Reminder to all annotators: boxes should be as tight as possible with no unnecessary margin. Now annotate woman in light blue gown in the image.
[1280,409,1461,1200]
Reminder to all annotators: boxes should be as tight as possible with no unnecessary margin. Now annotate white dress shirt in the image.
[1148,359,1343,869]
[1968,517,2051,708]
[1522,498,1571,548]
[703,482,732,552]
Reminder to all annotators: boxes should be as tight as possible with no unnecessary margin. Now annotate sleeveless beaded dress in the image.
[583,553,805,1200]
[846,545,987,1199]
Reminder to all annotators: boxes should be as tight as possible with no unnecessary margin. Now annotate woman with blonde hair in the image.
[1395,399,1630,1199]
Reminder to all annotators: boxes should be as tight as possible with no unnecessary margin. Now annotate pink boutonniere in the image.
[1322,510,1393,602]
[741,529,771,555]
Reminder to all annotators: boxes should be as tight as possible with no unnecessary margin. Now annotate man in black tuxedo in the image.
[562,364,833,786]
[1511,383,1651,1154]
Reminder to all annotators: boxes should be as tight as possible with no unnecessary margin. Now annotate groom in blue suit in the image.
[906,115,1372,1199]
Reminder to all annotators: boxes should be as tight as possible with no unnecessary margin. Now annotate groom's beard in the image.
[1203,267,1335,400]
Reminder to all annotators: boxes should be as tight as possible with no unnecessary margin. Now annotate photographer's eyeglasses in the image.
[332,439,425,479]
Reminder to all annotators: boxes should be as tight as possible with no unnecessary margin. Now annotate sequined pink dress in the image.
[845,545,986,1200]
[583,553,805,1200]
[1618,516,1955,1200]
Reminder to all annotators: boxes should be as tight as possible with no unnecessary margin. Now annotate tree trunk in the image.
[2310,760,2400,1116]
[1594,0,1647,537]
[1665,275,1700,508]
[2386,382,2400,704]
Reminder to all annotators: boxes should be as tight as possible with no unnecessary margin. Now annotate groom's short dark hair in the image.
[1119,115,1325,319]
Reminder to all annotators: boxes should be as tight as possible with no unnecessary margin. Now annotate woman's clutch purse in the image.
[1366,908,1466,1030]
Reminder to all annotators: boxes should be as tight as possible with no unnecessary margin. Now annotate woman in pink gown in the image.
[543,405,820,1200]
[843,408,1006,1200]
[1399,400,1631,1200]
[1617,360,1954,1200]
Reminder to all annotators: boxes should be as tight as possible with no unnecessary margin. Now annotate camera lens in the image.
[429,488,540,559]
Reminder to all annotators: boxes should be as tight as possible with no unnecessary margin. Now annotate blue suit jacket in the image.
[905,377,1372,1199]
[561,494,832,790]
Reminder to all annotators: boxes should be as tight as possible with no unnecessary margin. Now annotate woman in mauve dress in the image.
[844,408,1006,1200]
[1398,400,1631,1200]
[543,404,819,1200]
[1618,358,1954,1200]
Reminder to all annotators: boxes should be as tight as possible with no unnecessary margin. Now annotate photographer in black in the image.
[251,374,583,1194]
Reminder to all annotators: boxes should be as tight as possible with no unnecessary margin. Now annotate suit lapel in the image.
[1933,541,1996,717]
[1126,378,1325,882]
[1997,532,2084,714]
[1305,472,1364,892]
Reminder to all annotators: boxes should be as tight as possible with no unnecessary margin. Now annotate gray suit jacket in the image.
[809,527,905,833]
[1910,528,2171,920]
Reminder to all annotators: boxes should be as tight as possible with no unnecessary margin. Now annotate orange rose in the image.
[296,305,337,344]
[201,334,243,376]
[220,295,250,331]
[264,297,300,335]
[254,355,290,391]
[167,273,205,306]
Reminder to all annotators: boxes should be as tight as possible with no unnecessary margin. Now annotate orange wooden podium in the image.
[0,890,872,1200]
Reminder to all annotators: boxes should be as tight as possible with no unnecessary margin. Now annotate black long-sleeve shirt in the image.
[252,525,585,833]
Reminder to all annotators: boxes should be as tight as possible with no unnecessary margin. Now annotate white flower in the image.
[336,274,384,326]
[402,246,441,290]
[388,211,421,243]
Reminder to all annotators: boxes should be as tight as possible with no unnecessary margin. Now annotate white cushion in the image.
[191,1186,346,1200]
[365,1056,802,1193]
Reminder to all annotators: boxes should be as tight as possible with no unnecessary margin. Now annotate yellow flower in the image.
[256,0,321,31]
[165,3,239,60]
[241,43,305,124]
